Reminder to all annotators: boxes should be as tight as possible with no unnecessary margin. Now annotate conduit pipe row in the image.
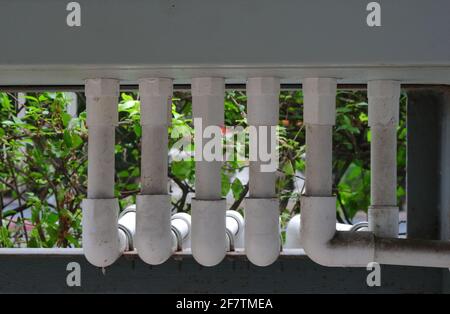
[245,77,281,266]
[119,206,242,253]
[120,206,192,252]
[135,78,174,265]
[300,78,450,268]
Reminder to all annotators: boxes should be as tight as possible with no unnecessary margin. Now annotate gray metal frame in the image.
[1,0,450,84]
[0,250,448,293]
[1,0,450,293]
[0,87,448,293]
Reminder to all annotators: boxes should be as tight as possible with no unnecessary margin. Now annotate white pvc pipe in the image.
[368,80,400,238]
[135,78,173,265]
[191,77,226,266]
[118,206,136,251]
[300,77,450,269]
[303,78,336,196]
[114,205,192,254]
[139,78,172,195]
[191,198,226,266]
[245,77,280,266]
[285,214,364,249]
[192,77,224,200]
[171,212,192,251]
[86,78,119,199]
[226,210,245,251]
[82,79,125,268]
[247,77,279,198]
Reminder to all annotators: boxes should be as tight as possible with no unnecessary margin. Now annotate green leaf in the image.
[119,100,138,112]
[0,226,13,247]
[221,173,231,197]
[133,124,141,137]
[231,178,244,199]
[61,112,72,127]
[63,130,72,147]
[71,133,83,148]
[282,160,294,176]
[171,160,194,179]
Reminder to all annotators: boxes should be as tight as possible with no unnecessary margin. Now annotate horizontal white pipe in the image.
[301,77,450,269]
[83,79,123,267]
[301,196,450,268]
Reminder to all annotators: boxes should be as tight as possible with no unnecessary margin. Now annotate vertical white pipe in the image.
[368,80,400,238]
[305,125,333,195]
[192,77,224,200]
[85,79,119,199]
[135,78,173,265]
[245,77,280,266]
[139,78,172,195]
[65,92,78,118]
[83,78,122,267]
[191,77,226,266]
[303,78,337,196]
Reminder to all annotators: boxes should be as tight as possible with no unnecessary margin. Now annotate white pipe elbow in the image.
[135,195,172,265]
[82,199,124,267]
[226,210,245,251]
[191,199,226,266]
[171,212,192,251]
[300,196,374,267]
[285,214,301,249]
[245,198,280,266]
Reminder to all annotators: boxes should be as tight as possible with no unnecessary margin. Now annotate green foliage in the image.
[0,89,407,247]
[0,92,85,247]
